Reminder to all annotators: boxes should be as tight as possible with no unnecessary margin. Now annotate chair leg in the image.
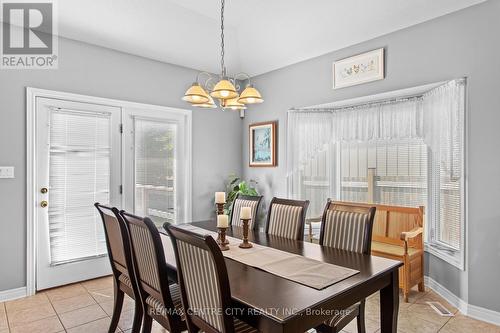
[418,281,425,292]
[357,301,366,333]
[131,300,143,333]
[141,313,153,333]
[109,288,124,333]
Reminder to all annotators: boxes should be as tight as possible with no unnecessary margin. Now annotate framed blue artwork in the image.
[249,121,277,167]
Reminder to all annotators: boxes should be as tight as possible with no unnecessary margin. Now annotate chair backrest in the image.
[229,194,263,230]
[266,197,309,240]
[94,203,137,286]
[166,225,234,333]
[329,201,424,249]
[319,200,376,254]
[120,211,178,319]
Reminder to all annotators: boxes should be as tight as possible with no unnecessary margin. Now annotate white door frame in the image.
[26,87,192,296]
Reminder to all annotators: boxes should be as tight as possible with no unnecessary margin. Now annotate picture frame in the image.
[332,48,385,89]
[249,121,277,167]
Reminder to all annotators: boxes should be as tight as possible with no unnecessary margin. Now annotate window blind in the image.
[134,118,177,226]
[48,109,111,265]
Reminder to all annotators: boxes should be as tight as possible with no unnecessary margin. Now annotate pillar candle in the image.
[240,207,252,220]
[217,214,229,228]
[215,192,226,204]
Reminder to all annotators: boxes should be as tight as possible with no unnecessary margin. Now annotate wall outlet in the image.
[0,166,15,178]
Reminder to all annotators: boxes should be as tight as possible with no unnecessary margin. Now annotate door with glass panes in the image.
[36,98,189,290]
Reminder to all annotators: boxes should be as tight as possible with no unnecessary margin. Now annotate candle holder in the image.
[239,218,253,249]
[218,227,230,251]
[215,202,225,243]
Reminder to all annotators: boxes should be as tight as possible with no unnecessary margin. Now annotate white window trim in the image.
[300,79,467,271]
[26,87,192,296]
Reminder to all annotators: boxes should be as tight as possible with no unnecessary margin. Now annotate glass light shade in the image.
[238,85,264,104]
[182,83,210,104]
[224,97,247,110]
[210,79,238,100]
[193,96,217,109]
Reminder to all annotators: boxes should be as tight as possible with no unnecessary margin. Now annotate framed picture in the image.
[249,121,277,167]
[333,48,384,89]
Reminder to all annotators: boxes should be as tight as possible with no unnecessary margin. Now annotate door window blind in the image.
[48,109,111,265]
[134,118,177,226]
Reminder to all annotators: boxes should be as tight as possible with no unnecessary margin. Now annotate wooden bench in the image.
[331,201,425,302]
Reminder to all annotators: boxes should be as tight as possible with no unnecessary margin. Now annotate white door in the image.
[36,97,121,290]
[122,107,191,227]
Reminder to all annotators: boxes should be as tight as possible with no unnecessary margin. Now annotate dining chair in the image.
[229,194,263,230]
[316,199,376,333]
[166,224,259,333]
[265,197,309,240]
[120,211,186,333]
[94,203,143,333]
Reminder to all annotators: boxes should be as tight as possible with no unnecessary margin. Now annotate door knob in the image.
[40,200,48,208]
[41,187,48,194]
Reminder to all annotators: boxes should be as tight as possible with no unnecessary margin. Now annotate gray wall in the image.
[0,37,242,291]
[242,0,500,312]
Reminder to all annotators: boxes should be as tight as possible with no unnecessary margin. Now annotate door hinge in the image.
[119,124,123,133]
[119,185,123,194]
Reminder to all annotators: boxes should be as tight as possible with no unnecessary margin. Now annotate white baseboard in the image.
[0,286,27,302]
[425,276,500,326]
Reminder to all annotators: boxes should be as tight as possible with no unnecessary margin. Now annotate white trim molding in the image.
[26,87,193,296]
[425,276,500,327]
[0,287,27,302]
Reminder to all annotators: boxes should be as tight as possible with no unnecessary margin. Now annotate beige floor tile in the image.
[81,276,113,292]
[396,309,445,333]
[117,310,136,331]
[406,303,451,326]
[51,293,97,314]
[414,290,458,313]
[45,283,88,302]
[89,288,114,304]
[9,315,63,333]
[66,317,120,333]
[7,303,56,327]
[100,297,136,316]
[439,313,500,333]
[5,293,50,312]
[0,303,8,331]
[343,317,380,333]
[59,304,107,329]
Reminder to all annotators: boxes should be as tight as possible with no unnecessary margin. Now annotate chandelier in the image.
[182,0,263,111]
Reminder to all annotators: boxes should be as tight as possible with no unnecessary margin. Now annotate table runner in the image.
[176,224,359,290]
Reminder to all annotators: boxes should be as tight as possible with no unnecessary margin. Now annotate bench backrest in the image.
[331,201,424,249]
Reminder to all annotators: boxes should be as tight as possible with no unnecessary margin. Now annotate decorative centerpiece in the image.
[239,207,253,249]
[217,214,230,251]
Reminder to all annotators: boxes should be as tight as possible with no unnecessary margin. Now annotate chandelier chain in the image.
[220,0,225,76]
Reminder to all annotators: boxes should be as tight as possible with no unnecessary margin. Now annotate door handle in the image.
[41,187,48,194]
[40,200,48,208]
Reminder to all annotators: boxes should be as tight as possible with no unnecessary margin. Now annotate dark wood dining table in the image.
[159,220,402,333]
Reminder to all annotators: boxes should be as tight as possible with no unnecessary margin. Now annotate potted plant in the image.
[224,174,259,216]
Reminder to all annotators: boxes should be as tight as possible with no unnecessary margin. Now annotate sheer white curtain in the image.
[287,79,465,255]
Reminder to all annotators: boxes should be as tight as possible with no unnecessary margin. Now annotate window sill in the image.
[424,242,465,271]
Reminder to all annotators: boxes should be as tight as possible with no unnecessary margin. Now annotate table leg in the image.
[380,269,399,333]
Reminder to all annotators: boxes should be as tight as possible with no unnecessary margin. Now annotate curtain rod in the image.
[289,95,422,113]
[290,77,467,113]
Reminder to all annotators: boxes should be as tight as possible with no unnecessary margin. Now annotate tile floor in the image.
[0,276,499,333]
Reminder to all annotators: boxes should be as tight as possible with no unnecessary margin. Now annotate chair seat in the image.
[371,241,421,257]
[118,273,133,288]
[323,302,360,327]
[234,317,259,333]
[145,284,184,319]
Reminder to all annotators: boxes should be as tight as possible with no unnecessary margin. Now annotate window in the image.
[287,79,466,268]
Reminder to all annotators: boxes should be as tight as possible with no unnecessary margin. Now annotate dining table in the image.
[159,220,403,333]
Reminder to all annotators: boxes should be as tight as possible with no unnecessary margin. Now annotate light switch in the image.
[0,166,15,178]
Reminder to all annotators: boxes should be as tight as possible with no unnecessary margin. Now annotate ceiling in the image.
[55,0,486,76]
